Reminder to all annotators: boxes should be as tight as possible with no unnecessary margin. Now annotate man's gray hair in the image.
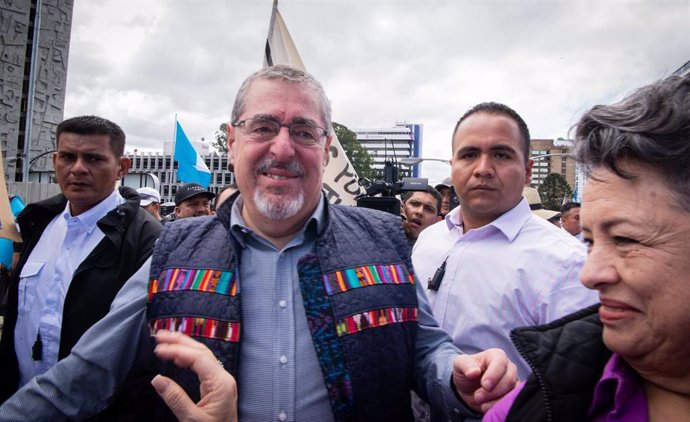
[574,74,690,210]
[231,65,332,133]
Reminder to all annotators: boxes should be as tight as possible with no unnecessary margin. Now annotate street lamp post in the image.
[5,150,55,178]
[399,157,450,166]
[529,152,580,202]
[530,153,574,161]
[399,156,451,181]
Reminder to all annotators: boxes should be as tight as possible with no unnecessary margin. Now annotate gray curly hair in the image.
[574,74,690,210]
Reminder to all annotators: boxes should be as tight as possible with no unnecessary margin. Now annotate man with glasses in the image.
[0,66,516,422]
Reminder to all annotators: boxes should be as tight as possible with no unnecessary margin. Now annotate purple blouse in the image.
[482,353,649,421]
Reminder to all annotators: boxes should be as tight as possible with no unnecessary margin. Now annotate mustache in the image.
[255,158,305,176]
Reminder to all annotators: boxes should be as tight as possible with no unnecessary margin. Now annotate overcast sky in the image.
[64,0,689,182]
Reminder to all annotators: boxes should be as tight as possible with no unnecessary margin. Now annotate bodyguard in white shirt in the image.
[412,102,598,383]
[0,116,161,405]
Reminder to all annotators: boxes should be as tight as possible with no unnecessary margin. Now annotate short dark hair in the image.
[560,202,581,215]
[56,115,126,157]
[575,74,690,210]
[216,183,238,198]
[215,183,238,207]
[452,102,531,161]
[401,186,442,215]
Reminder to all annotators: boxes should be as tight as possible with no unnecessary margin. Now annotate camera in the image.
[355,177,429,215]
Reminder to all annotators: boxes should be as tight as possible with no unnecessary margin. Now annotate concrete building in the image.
[529,138,579,195]
[124,150,234,204]
[352,123,422,180]
[1,0,73,188]
[21,140,235,205]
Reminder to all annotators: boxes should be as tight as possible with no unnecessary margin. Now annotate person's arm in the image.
[0,259,152,422]
[151,330,238,422]
[413,278,517,419]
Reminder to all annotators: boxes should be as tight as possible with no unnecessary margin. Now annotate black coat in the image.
[0,186,161,402]
[506,305,611,422]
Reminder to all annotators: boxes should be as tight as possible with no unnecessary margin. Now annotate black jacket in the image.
[506,305,611,422]
[0,186,161,402]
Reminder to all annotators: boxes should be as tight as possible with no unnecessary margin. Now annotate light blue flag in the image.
[174,121,211,188]
[0,195,25,269]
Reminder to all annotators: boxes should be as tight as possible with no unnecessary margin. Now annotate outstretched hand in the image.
[452,348,517,413]
[151,330,238,422]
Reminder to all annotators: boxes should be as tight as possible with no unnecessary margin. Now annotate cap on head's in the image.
[434,177,452,191]
[523,186,559,220]
[174,183,215,206]
[137,187,161,207]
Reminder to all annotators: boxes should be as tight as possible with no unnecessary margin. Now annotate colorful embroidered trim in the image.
[335,307,418,337]
[298,253,355,418]
[322,264,414,295]
[149,268,238,299]
[150,316,240,342]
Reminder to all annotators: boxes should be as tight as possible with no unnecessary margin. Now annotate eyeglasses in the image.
[233,118,329,147]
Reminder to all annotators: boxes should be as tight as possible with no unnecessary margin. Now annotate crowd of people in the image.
[0,65,687,422]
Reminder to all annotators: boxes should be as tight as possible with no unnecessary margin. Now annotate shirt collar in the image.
[62,189,124,233]
[444,198,531,241]
[589,353,648,419]
[229,192,326,248]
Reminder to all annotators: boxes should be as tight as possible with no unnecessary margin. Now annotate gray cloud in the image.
[65,0,689,181]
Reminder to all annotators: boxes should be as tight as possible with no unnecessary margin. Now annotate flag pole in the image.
[173,114,178,155]
[172,114,178,187]
[265,0,278,66]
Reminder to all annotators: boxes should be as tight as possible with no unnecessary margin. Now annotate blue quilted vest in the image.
[146,197,419,421]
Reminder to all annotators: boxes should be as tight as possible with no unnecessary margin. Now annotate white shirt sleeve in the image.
[0,259,152,422]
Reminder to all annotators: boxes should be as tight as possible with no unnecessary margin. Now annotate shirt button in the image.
[279,355,288,364]
[278,411,287,421]
[278,299,287,308]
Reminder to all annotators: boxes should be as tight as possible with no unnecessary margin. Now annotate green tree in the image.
[213,123,228,153]
[539,173,572,210]
[332,122,377,180]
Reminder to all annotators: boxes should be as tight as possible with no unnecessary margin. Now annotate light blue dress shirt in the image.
[14,189,124,385]
[0,194,471,421]
[230,195,334,421]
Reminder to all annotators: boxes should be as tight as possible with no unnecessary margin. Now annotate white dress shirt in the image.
[412,198,598,380]
[14,189,124,385]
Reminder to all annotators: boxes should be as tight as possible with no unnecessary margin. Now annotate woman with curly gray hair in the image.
[484,73,690,422]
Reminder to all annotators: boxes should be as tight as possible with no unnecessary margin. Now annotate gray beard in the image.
[254,189,304,220]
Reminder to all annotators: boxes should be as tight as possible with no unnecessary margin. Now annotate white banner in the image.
[264,1,363,204]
